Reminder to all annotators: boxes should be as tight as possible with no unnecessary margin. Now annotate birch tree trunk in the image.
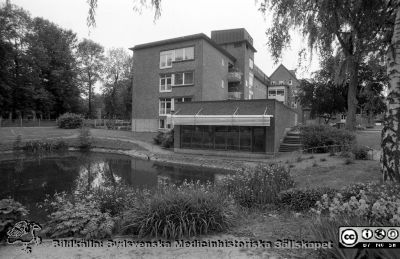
[381,7,400,182]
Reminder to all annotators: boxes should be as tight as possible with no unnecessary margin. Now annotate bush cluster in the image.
[153,129,174,148]
[57,113,84,129]
[122,181,236,239]
[221,164,295,207]
[299,125,355,153]
[0,198,28,241]
[23,140,68,153]
[351,145,370,160]
[43,181,236,239]
[278,187,336,211]
[43,193,115,239]
[312,182,400,225]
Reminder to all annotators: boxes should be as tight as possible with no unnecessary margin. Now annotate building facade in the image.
[130,29,270,132]
[269,64,304,124]
[131,29,298,155]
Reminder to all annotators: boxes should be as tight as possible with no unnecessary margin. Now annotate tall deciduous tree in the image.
[259,0,393,130]
[28,17,80,118]
[76,39,104,118]
[102,48,132,118]
[0,4,35,118]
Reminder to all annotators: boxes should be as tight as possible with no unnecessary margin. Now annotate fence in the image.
[85,119,131,131]
[0,118,57,127]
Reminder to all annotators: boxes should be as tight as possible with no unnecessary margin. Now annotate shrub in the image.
[23,140,68,153]
[278,187,336,211]
[93,185,138,216]
[0,198,28,241]
[79,127,92,150]
[352,145,369,160]
[312,182,400,225]
[57,113,84,129]
[344,157,354,165]
[42,192,115,239]
[300,125,355,153]
[221,164,295,207]
[122,181,236,239]
[153,130,174,148]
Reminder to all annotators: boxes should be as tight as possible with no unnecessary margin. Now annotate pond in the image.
[0,152,230,223]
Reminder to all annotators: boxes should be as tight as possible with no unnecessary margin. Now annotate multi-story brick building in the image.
[130,28,269,132]
[269,64,304,124]
[130,29,298,155]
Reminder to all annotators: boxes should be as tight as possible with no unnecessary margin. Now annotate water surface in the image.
[0,152,229,222]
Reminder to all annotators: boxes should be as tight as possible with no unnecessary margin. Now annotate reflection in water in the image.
[0,152,229,223]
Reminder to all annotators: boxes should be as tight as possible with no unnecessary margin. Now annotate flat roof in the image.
[130,33,236,62]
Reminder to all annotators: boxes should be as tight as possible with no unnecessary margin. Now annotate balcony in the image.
[228,72,242,82]
[228,92,242,100]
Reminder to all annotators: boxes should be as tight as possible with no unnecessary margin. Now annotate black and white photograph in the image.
[0,0,399,258]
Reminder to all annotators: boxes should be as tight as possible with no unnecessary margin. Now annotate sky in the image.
[7,0,320,79]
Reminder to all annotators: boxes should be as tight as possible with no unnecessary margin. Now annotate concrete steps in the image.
[279,130,302,152]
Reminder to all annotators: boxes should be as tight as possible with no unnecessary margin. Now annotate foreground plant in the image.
[221,164,295,208]
[122,181,236,239]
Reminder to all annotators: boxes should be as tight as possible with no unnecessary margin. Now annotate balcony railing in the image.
[228,92,242,100]
[228,72,242,82]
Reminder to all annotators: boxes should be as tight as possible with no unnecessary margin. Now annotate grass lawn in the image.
[231,208,317,258]
[355,130,381,150]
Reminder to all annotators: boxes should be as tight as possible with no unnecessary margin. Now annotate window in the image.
[249,58,254,69]
[279,80,284,85]
[249,72,254,89]
[159,74,172,92]
[277,90,285,96]
[173,72,194,86]
[174,48,184,62]
[271,81,276,85]
[288,80,293,85]
[160,50,174,69]
[268,90,276,96]
[159,118,171,129]
[159,98,172,115]
[160,47,194,69]
[174,73,183,85]
[184,47,194,60]
[175,97,192,103]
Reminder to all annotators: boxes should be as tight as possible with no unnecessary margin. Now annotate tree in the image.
[86,0,161,28]
[76,39,104,118]
[298,79,347,124]
[28,17,81,118]
[357,60,387,126]
[102,48,132,118]
[259,0,394,130]
[0,4,35,119]
[382,3,400,182]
